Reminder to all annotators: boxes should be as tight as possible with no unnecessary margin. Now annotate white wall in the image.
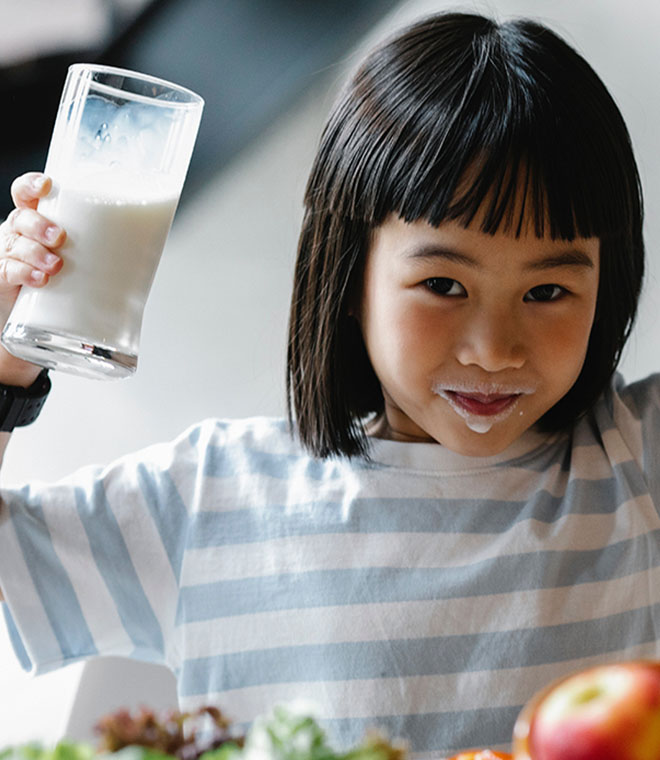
[1,0,659,747]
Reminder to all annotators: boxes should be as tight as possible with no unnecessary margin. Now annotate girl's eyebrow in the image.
[404,245,477,267]
[525,250,596,271]
[403,244,596,271]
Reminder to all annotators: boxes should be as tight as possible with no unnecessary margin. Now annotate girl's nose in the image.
[454,308,526,372]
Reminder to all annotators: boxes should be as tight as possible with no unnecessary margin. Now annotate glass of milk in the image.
[1,64,204,379]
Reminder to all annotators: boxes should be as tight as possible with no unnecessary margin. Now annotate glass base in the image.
[1,323,137,380]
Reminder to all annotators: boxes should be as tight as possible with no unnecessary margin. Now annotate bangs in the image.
[308,15,639,242]
[371,96,613,241]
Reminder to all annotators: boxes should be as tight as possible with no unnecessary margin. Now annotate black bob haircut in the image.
[287,11,645,458]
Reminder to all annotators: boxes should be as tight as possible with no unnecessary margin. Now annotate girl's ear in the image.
[346,275,364,322]
[346,299,361,322]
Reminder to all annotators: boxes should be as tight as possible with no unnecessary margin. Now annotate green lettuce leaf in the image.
[0,742,95,760]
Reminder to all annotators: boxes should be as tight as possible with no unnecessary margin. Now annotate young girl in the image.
[0,11,656,757]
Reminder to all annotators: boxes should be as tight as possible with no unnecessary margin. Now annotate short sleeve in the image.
[611,373,660,509]
[0,420,209,676]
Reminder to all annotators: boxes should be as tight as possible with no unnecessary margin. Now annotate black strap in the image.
[0,369,51,432]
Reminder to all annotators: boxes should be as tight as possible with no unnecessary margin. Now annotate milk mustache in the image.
[7,169,178,375]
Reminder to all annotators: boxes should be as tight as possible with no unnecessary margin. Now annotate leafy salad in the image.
[0,704,405,760]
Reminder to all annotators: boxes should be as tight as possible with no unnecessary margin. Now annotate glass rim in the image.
[68,63,205,109]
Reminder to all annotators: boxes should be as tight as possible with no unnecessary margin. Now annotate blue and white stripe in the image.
[1,374,660,755]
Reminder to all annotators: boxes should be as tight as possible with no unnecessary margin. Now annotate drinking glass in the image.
[2,64,204,379]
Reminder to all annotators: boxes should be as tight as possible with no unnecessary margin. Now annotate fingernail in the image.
[45,253,59,267]
[32,176,46,192]
[30,270,46,284]
[45,225,61,244]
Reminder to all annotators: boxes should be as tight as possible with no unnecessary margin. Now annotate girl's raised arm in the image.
[0,172,66,602]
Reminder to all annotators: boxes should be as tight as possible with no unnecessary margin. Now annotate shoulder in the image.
[184,416,301,454]
[610,372,660,420]
[582,373,660,472]
[99,417,354,489]
[586,372,660,425]
[182,416,335,475]
[172,417,363,508]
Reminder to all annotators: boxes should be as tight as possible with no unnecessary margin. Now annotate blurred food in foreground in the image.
[442,751,512,759]
[513,660,660,760]
[0,704,406,760]
[95,705,238,758]
[3,659,660,760]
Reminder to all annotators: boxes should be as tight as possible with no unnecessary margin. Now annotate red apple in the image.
[512,661,660,760]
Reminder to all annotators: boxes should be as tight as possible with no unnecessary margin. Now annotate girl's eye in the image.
[524,284,567,302]
[425,278,466,297]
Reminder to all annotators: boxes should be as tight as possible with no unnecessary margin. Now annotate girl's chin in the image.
[439,434,519,457]
[365,405,539,455]
[403,419,531,456]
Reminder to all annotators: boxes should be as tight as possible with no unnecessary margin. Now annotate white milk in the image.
[9,171,179,355]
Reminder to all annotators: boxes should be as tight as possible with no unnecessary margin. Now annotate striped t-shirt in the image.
[1,373,660,755]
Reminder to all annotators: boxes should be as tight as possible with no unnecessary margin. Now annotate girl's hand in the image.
[0,173,65,306]
[0,172,65,385]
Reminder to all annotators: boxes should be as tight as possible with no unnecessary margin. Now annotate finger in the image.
[6,207,65,249]
[0,230,63,275]
[0,255,51,288]
[9,173,52,210]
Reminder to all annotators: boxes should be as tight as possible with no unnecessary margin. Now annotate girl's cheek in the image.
[541,310,593,349]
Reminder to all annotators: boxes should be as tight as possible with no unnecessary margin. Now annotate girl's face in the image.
[358,213,600,456]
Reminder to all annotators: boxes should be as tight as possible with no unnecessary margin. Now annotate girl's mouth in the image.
[431,382,537,434]
[445,391,520,417]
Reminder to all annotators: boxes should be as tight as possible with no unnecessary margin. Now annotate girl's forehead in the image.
[370,213,600,271]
